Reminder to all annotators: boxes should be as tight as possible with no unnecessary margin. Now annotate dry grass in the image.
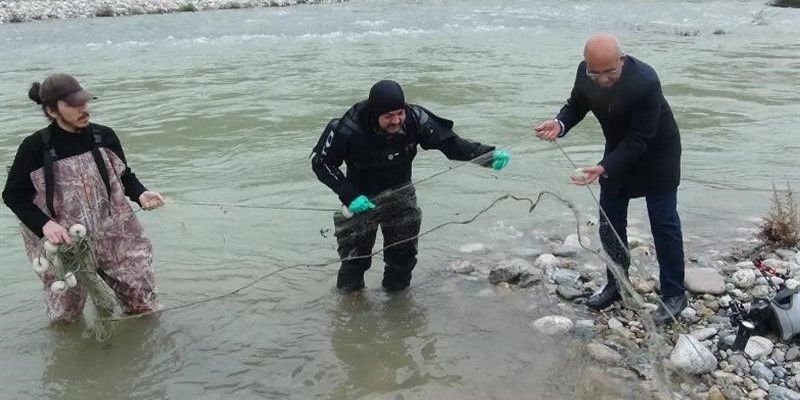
[758,182,800,249]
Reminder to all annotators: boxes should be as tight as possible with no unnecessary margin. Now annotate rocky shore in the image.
[0,0,345,24]
[452,231,800,400]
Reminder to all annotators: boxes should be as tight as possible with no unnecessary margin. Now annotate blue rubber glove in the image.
[491,150,510,171]
[348,195,376,215]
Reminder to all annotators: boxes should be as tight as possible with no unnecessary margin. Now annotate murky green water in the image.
[1,1,798,399]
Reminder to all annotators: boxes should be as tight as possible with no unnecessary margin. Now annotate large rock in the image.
[489,258,533,284]
[553,234,591,257]
[530,316,573,335]
[684,268,726,295]
[556,284,584,300]
[669,334,718,374]
[751,285,772,299]
[449,260,475,274]
[586,342,623,365]
[734,269,758,289]
[552,244,578,257]
[631,276,656,294]
[752,361,775,383]
[534,253,559,271]
[786,347,800,362]
[551,268,581,285]
[489,268,518,284]
[768,386,800,400]
[690,327,719,341]
[713,370,744,385]
[518,270,544,288]
[745,336,775,360]
[729,353,751,373]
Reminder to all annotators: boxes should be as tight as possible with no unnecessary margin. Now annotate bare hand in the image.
[139,191,165,210]
[534,120,561,142]
[42,220,71,244]
[570,165,606,186]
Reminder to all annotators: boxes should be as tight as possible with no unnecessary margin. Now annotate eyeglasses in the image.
[585,61,624,80]
[586,65,622,79]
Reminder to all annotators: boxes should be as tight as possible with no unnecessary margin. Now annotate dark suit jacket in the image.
[556,56,681,198]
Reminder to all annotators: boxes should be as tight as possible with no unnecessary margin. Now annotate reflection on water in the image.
[1,0,799,399]
[42,317,172,400]
[330,291,446,399]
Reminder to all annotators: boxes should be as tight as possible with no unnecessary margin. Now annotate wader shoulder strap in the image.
[41,128,58,218]
[90,128,113,205]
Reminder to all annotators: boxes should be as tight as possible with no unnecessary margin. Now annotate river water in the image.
[1,1,798,399]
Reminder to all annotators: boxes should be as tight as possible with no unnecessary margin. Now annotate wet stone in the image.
[746,336,775,360]
[557,284,583,300]
[530,315,573,335]
[518,270,543,288]
[752,361,775,383]
[586,342,623,365]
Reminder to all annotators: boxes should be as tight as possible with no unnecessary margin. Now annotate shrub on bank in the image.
[179,3,198,12]
[759,183,800,249]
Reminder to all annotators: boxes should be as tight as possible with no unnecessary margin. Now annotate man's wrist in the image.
[554,119,566,137]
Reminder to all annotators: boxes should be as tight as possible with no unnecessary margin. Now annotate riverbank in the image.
[455,229,800,400]
[0,0,345,24]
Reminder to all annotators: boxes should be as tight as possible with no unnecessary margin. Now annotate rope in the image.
[168,200,338,213]
[95,131,683,397]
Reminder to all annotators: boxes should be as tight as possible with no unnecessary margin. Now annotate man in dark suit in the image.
[534,34,687,325]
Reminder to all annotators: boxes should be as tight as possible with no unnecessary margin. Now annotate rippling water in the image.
[1,1,799,399]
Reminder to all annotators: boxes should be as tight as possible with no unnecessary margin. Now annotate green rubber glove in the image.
[348,195,376,215]
[492,150,510,171]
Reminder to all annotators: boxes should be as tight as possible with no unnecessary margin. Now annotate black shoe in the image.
[382,270,412,292]
[381,280,410,292]
[337,273,365,293]
[653,294,688,325]
[586,282,622,310]
[338,284,364,294]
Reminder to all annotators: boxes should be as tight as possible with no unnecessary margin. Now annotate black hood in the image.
[361,80,406,130]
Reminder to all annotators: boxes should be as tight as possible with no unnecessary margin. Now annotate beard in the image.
[377,124,406,137]
[57,112,90,132]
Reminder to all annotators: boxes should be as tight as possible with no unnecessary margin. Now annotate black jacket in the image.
[311,102,495,205]
[556,56,681,197]
[3,122,146,237]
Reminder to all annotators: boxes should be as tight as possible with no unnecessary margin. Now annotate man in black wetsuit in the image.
[312,80,510,293]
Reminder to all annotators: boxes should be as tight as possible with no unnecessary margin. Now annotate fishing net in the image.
[137,140,695,399]
[40,227,120,342]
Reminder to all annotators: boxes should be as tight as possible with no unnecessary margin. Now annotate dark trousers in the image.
[333,187,422,292]
[599,188,686,299]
